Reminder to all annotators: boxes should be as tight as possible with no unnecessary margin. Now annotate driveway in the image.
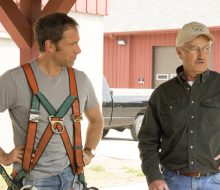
[84,129,148,190]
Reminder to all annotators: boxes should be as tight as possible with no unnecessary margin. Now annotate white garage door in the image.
[153,46,181,88]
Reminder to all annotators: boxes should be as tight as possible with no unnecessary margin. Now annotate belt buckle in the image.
[195,172,201,177]
[49,116,64,134]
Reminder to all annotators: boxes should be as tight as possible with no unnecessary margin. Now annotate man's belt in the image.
[174,170,217,177]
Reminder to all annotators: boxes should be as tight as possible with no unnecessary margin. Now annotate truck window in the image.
[102,76,112,103]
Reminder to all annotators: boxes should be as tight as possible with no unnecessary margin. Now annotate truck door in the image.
[102,76,113,126]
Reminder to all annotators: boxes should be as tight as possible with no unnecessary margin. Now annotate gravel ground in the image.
[84,155,146,189]
[84,129,147,189]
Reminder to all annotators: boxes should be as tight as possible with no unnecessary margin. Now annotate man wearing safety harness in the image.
[0,13,104,190]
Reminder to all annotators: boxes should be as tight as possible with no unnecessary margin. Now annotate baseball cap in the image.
[176,22,215,47]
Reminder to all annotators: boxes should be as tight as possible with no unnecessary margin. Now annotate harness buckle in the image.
[29,109,40,123]
[20,185,38,190]
[73,114,83,122]
[49,116,64,134]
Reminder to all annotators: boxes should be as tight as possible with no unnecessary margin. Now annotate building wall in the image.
[69,12,104,102]
[103,0,220,89]
[41,0,109,15]
[104,28,220,88]
[212,29,220,71]
[0,35,19,152]
[72,0,109,15]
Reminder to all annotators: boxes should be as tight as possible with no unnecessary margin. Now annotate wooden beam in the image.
[0,0,31,48]
[41,0,77,15]
[19,0,41,64]
[20,0,41,24]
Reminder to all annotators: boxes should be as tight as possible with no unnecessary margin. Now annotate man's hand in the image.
[214,154,220,170]
[0,145,24,166]
[149,180,169,190]
[83,150,93,165]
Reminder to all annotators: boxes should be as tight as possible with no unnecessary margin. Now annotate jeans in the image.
[22,166,82,190]
[163,169,220,190]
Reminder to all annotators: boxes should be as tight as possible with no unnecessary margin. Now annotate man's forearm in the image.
[84,119,104,149]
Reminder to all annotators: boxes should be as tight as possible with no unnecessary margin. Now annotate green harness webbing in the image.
[36,92,76,117]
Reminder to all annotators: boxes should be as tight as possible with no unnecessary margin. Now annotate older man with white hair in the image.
[138,21,220,190]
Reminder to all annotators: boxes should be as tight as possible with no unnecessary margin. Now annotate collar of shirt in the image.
[176,65,210,85]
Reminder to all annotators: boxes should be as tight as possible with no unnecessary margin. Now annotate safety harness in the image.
[0,63,98,190]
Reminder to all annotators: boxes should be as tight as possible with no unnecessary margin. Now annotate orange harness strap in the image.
[21,64,38,172]
[21,63,84,175]
[29,117,77,173]
[67,67,84,174]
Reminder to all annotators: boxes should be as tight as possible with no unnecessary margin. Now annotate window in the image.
[156,74,168,81]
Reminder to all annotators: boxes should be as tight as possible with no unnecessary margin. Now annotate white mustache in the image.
[196,59,205,62]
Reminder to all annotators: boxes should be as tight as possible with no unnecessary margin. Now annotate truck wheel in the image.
[130,115,144,141]
[102,129,109,138]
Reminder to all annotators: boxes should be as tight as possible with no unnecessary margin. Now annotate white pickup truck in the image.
[102,76,153,140]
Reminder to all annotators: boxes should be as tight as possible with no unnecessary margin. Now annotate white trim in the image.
[170,74,177,78]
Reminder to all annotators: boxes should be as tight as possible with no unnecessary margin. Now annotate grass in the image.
[122,166,144,176]
[89,164,106,172]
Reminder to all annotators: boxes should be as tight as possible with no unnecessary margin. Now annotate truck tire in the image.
[130,115,144,141]
[102,129,109,138]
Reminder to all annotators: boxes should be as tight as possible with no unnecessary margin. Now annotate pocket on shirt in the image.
[201,98,220,109]
[160,99,187,132]
[201,98,220,125]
